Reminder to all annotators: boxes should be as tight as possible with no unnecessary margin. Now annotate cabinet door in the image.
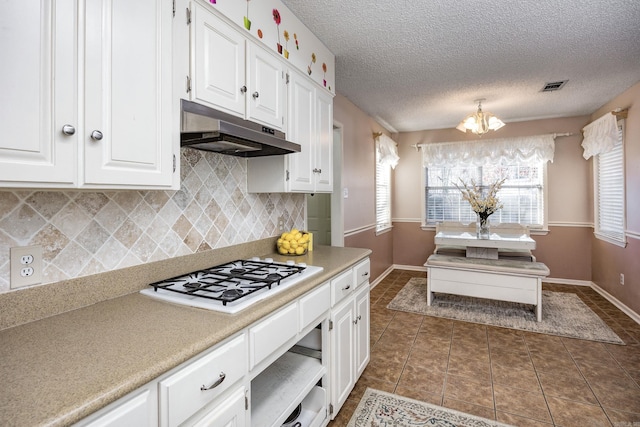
[191,387,246,427]
[330,300,355,417]
[0,0,77,186]
[192,3,246,117]
[354,285,370,379]
[287,71,315,192]
[84,0,173,187]
[314,90,333,193]
[247,44,285,130]
[81,390,153,427]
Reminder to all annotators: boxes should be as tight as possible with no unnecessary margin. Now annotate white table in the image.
[434,230,535,259]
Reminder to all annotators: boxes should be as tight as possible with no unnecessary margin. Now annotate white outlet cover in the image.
[10,245,43,289]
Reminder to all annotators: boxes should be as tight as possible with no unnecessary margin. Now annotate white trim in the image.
[392,218,423,223]
[543,277,592,286]
[375,226,393,236]
[344,223,376,237]
[590,282,640,326]
[331,122,345,247]
[594,231,627,248]
[393,264,428,272]
[369,265,395,290]
[627,230,640,240]
[547,221,593,228]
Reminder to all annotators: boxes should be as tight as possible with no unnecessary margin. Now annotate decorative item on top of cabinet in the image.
[189,2,286,131]
[0,0,176,189]
[246,69,333,193]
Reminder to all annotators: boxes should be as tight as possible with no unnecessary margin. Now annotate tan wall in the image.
[589,81,640,315]
[334,94,395,283]
[392,116,594,281]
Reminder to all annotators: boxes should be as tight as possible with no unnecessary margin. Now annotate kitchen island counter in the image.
[0,244,371,427]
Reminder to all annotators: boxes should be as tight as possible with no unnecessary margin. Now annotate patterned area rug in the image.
[387,278,624,344]
[348,388,513,426]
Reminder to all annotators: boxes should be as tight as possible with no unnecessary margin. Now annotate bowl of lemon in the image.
[277,228,310,256]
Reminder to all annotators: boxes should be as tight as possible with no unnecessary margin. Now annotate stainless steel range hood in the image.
[180,100,300,157]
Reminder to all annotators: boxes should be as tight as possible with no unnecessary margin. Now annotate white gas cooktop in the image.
[140,258,323,314]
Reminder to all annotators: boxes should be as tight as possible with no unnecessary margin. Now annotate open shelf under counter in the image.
[251,351,326,427]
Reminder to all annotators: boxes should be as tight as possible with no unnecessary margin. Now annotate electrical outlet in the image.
[620,273,625,285]
[10,245,43,289]
[277,216,285,232]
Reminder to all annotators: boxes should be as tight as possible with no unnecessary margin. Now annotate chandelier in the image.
[456,99,505,136]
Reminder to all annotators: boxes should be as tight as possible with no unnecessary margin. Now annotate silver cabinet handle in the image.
[62,124,76,135]
[252,91,259,99]
[354,315,361,325]
[200,372,226,391]
[90,130,103,141]
[313,168,322,174]
[240,85,247,94]
[363,272,369,277]
[342,284,351,291]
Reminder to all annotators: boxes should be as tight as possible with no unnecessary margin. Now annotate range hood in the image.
[180,100,300,157]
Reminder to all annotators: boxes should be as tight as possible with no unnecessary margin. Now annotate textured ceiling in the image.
[282,0,640,132]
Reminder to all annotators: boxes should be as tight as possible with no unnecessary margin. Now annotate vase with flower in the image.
[456,177,505,239]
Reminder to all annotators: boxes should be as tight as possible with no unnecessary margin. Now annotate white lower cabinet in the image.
[329,260,370,419]
[159,334,247,427]
[191,387,247,427]
[75,259,370,427]
[77,388,156,427]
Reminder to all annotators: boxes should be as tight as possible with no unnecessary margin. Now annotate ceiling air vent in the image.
[541,80,568,92]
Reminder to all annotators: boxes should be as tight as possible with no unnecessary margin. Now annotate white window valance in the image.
[376,134,400,169]
[419,134,555,168]
[581,113,618,160]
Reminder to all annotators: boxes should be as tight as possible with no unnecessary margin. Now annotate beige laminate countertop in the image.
[0,245,371,427]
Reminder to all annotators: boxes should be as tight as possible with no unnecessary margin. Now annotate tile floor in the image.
[329,269,640,427]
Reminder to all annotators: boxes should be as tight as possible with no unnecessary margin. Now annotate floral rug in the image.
[347,388,512,427]
[387,278,624,344]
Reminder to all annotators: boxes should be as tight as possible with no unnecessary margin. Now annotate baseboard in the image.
[393,264,428,272]
[370,265,395,290]
[590,282,640,326]
[543,277,592,286]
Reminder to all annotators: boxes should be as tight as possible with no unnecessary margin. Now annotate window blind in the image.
[595,122,625,245]
[376,151,392,232]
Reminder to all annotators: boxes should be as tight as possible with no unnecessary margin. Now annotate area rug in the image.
[347,388,512,426]
[387,278,624,344]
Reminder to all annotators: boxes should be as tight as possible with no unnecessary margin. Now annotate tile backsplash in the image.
[0,149,305,292]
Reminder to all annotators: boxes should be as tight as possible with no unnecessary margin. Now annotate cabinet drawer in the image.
[331,268,354,307]
[299,282,330,332]
[159,334,246,427]
[249,302,298,370]
[353,259,370,288]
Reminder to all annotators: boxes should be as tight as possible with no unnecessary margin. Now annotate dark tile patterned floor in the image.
[329,269,640,427]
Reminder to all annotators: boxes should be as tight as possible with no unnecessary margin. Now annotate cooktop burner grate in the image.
[149,259,307,305]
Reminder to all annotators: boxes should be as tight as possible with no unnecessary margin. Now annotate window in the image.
[594,120,626,246]
[376,148,392,233]
[424,162,546,227]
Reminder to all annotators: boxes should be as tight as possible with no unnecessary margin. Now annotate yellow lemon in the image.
[278,247,288,255]
[295,246,305,255]
[291,228,299,235]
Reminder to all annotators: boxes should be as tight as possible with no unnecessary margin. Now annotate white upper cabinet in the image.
[191,4,246,116]
[0,0,78,187]
[0,0,176,189]
[83,0,174,188]
[314,89,334,193]
[247,69,333,194]
[247,43,286,130]
[190,3,285,131]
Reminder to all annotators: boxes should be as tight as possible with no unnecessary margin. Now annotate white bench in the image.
[425,254,550,322]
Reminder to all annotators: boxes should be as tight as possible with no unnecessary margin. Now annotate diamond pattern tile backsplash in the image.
[0,149,305,292]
